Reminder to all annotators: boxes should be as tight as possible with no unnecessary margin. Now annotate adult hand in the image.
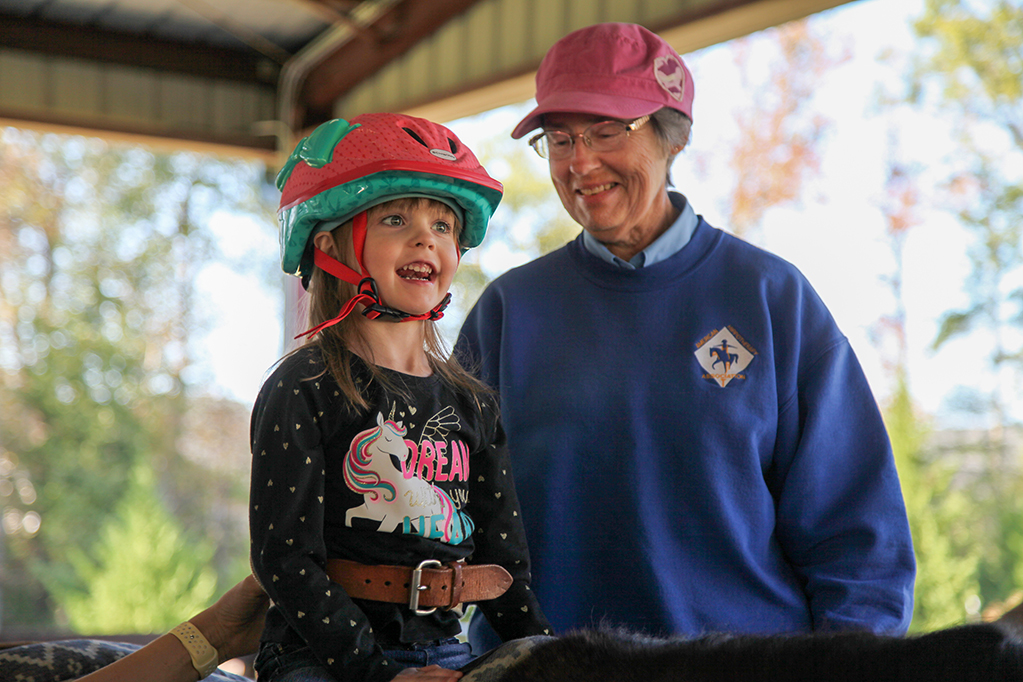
[395,664,464,681]
[76,575,269,682]
[191,574,270,662]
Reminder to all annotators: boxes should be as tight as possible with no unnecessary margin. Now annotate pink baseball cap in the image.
[511,23,695,139]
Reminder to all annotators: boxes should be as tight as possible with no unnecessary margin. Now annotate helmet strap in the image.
[294,211,451,339]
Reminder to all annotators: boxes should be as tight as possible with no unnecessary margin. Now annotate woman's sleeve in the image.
[770,338,916,635]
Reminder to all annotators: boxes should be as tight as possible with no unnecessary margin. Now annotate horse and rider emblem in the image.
[694,327,756,388]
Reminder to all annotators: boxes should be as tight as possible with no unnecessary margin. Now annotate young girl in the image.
[249,113,551,682]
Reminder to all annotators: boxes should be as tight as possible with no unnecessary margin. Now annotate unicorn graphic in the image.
[343,412,473,544]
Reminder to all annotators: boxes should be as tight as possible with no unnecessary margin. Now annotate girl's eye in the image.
[381,215,404,227]
[433,221,453,234]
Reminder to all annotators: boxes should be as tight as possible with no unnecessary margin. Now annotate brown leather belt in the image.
[325,558,512,615]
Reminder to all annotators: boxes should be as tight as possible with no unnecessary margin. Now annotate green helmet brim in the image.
[279,170,500,277]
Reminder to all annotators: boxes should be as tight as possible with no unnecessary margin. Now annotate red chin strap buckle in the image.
[293,275,451,339]
[359,279,451,323]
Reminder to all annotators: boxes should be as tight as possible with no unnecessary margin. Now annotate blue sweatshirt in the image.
[457,218,915,637]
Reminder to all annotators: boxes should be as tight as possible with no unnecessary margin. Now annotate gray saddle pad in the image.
[0,639,251,682]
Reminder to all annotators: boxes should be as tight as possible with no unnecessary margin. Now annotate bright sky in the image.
[195,0,1020,428]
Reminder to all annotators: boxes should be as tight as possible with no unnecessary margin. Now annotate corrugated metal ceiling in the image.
[0,0,857,161]
[0,0,327,53]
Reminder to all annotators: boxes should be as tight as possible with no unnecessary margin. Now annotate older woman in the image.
[458,23,915,639]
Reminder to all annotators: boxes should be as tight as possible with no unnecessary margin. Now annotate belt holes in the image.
[384,581,392,586]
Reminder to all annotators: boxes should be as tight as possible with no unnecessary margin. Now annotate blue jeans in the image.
[255,639,474,681]
[383,638,474,670]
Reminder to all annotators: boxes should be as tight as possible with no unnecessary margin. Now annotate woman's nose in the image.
[569,139,601,174]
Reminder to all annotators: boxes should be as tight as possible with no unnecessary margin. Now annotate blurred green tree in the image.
[873,155,983,631]
[54,465,217,633]
[905,0,1023,608]
[0,128,275,633]
[886,374,982,632]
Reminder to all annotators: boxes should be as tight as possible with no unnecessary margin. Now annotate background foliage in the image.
[0,130,276,633]
[896,0,1023,628]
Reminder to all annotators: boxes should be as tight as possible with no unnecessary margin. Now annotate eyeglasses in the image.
[528,115,651,160]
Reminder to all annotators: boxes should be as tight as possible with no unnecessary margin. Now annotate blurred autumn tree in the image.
[0,128,277,633]
[723,18,848,236]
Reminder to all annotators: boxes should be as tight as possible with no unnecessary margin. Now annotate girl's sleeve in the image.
[466,406,553,641]
[249,366,400,682]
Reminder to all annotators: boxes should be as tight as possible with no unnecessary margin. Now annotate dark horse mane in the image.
[493,622,1023,682]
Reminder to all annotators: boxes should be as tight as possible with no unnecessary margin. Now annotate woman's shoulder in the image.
[703,220,806,280]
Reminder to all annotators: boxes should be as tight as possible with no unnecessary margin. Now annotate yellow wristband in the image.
[169,621,219,679]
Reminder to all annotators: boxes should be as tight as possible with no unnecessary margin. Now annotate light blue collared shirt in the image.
[581,192,697,269]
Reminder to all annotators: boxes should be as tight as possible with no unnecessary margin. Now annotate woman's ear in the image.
[313,230,336,257]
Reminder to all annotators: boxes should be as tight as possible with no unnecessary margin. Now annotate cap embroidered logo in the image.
[653,55,687,102]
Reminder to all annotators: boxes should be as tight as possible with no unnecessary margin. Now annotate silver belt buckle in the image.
[409,559,442,615]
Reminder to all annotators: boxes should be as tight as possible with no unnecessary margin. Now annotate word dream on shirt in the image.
[402,438,470,484]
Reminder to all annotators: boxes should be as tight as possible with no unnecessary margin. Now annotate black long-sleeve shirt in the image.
[250,347,550,681]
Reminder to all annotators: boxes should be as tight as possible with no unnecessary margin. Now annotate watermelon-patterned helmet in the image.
[276,112,503,279]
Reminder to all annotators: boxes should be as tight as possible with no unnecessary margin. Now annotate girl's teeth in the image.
[398,263,433,280]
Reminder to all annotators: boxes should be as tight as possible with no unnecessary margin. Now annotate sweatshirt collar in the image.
[581,192,697,269]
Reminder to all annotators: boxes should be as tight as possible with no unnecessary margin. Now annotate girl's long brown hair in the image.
[302,198,493,412]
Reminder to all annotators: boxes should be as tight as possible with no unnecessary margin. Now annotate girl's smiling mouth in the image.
[397,262,435,282]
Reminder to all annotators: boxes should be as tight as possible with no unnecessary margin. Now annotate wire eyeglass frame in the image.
[528,115,651,159]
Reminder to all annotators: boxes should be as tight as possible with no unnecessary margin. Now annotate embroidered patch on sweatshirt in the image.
[694,327,757,388]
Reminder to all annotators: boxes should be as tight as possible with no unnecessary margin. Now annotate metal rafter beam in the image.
[0,14,280,85]
[284,0,378,38]
[0,108,276,160]
[299,0,484,118]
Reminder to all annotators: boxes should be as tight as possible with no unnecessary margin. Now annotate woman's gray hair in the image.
[650,108,692,186]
